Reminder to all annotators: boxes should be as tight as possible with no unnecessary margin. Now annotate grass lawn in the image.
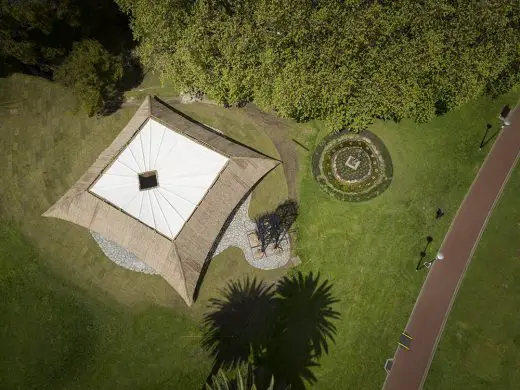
[0,222,208,389]
[1,71,520,389]
[294,88,520,389]
[122,71,179,102]
[0,74,288,389]
[424,164,520,390]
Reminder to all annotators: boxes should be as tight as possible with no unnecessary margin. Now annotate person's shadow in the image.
[202,272,340,389]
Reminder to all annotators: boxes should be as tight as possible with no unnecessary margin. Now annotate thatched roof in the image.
[43,96,279,305]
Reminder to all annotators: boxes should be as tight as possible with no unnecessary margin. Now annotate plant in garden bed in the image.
[312,130,393,202]
[255,200,298,253]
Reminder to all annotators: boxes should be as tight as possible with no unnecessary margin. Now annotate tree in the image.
[54,40,124,116]
[0,0,79,76]
[119,0,520,131]
[1,0,136,78]
[205,365,276,390]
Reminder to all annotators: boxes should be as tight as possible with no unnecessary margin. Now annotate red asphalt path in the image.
[383,105,520,390]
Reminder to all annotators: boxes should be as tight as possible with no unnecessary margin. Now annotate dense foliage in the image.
[205,365,276,390]
[1,0,133,75]
[118,0,520,130]
[54,40,124,116]
[0,0,78,76]
[1,0,138,114]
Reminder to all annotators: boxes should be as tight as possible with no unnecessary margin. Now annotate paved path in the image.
[383,106,520,390]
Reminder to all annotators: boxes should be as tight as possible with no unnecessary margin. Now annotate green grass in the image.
[123,71,179,101]
[0,222,209,389]
[2,71,520,389]
[294,88,520,389]
[424,165,520,390]
[0,74,288,389]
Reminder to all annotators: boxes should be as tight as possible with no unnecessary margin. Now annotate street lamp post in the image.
[424,252,444,269]
[500,105,511,128]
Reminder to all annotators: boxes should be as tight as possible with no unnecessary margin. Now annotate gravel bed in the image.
[213,195,291,270]
[91,231,157,274]
[91,194,291,274]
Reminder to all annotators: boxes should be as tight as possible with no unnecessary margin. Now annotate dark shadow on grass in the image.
[192,180,263,303]
[479,123,501,149]
[103,54,144,116]
[434,100,450,116]
[256,199,298,253]
[202,272,340,390]
[416,236,433,271]
[202,278,276,375]
[0,224,99,389]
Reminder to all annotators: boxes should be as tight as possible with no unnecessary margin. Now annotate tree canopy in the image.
[1,0,134,77]
[54,40,124,116]
[118,0,520,130]
[0,0,79,76]
[1,0,141,115]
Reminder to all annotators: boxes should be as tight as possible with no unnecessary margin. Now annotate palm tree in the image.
[275,271,340,358]
[261,272,340,389]
[205,365,277,390]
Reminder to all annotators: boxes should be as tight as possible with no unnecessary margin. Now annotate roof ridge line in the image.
[231,156,282,163]
[150,96,278,160]
[170,243,191,304]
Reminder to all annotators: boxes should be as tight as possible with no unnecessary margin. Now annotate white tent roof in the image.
[90,118,228,238]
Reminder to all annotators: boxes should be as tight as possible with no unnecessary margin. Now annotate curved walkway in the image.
[383,106,520,390]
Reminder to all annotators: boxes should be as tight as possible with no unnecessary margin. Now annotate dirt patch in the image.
[242,104,300,200]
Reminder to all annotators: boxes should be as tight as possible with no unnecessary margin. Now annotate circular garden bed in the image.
[312,130,393,202]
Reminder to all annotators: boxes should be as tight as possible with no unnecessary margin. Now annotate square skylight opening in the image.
[138,171,158,190]
[89,118,229,239]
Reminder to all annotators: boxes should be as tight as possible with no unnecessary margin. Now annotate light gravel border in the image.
[91,194,292,274]
[91,231,157,274]
[213,195,291,270]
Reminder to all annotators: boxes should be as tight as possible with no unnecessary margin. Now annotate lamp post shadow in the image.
[416,236,433,271]
[480,123,502,150]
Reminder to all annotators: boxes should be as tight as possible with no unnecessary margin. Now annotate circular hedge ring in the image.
[312,130,393,202]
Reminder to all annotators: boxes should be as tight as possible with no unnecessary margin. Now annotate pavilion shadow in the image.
[192,184,259,303]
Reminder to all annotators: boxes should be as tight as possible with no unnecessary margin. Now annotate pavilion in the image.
[44,96,279,305]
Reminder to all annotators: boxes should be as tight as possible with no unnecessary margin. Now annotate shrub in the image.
[54,40,123,116]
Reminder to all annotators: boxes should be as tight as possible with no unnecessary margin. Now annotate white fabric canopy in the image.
[90,118,228,238]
